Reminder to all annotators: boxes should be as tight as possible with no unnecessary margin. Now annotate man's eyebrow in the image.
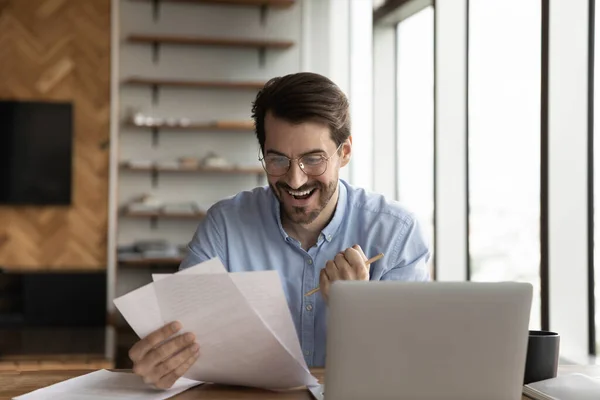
[265,148,327,157]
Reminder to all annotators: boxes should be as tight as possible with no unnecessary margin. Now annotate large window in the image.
[468,0,541,329]
[396,6,435,275]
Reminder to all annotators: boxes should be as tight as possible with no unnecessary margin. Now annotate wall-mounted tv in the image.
[0,100,73,205]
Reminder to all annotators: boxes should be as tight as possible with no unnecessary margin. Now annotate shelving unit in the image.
[112,0,298,368]
[123,78,266,105]
[124,120,254,132]
[127,34,294,65]
[121,210,206,219]
[118,257,183,267]
[126,34,294,49]
[120,163,264,174]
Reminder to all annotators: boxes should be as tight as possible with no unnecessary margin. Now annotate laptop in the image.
[309,281,532,400]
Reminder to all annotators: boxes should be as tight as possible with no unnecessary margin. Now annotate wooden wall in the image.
[0,0,111,271]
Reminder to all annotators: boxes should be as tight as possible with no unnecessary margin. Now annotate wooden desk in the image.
[1,365,600,399]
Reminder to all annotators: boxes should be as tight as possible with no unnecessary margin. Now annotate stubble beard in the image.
[270,179,338,225]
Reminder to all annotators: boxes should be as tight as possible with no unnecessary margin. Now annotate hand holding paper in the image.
[113,258,318,390]
[127,321,200,389]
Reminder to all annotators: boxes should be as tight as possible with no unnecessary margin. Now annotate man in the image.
[127,72,431,389]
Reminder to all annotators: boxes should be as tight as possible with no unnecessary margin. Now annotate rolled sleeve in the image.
[382,214,431,281]
[179,207,228,271]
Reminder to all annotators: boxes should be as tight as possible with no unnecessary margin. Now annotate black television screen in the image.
[0,100,73,205]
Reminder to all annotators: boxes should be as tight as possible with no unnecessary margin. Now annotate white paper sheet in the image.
[12,369,201,400]
[113,258,228,339]
[152,270,306,368]
[114,258,317,390]
[524,373,600,400]
[153,273,317,389]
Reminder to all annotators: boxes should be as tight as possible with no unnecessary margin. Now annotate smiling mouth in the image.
[286,188,316,200]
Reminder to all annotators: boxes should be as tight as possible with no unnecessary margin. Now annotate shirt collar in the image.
[270,179,348,244]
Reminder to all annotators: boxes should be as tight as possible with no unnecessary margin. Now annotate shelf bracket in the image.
[259,4,268,26]
[258,47,266,68]
[152,126,159,147]
[152,41,160,64]
[152,0,160,22]
[151,168,159,188]
[151,84,159,105]
[150,216,158,229]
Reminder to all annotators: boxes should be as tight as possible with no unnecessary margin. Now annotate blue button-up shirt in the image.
[179,178,431,367]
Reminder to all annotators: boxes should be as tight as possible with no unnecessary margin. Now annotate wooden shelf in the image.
[130,0,296,8]
[121,163,265,174]
[118,257,183,267]
[127,34,295,49]
[122,210,206,219]
[123,77,265,90]
[124,120,254,131]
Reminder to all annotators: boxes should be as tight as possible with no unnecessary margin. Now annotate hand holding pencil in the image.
[306,244,384,302]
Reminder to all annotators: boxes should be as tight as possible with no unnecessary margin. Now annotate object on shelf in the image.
[118,241,188,265]
[127,159,154,169]
[125,112,194,128]
[201,152,231,168]
[124,194,163,213]
[163,201,203,215]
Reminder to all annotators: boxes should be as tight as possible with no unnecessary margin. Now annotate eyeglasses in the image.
[259,143,343,177]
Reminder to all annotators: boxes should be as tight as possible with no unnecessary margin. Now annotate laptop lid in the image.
[323,281,532,400]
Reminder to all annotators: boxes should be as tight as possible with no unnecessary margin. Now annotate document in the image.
[12,369,201,400]
[114,258,318,390]
[523,373,600,400]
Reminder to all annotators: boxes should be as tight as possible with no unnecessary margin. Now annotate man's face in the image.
[262,111,350,225]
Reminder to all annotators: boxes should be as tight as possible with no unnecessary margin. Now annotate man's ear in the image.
[340,137,352,167]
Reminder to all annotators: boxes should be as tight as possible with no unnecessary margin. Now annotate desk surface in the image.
[1,365,599,399]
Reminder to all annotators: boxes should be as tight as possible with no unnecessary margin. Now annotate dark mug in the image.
[524,330,560,384]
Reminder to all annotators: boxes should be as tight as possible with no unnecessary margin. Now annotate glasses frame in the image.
[258,143,344,177]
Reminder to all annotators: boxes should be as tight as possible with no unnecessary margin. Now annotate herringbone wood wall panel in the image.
[0,0,111,271]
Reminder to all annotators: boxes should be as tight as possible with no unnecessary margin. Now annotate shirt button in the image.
[307,259,313,265]
[304,350,310,356]
[306,304,313,311]
[327,235,332,240]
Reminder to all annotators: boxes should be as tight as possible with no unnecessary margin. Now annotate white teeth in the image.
[288,189,313,196]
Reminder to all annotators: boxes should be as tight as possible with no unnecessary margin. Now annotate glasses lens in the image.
[300,155,327,176]
[263,156,289,176]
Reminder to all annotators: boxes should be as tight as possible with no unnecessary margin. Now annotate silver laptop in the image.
[310,281,532,400]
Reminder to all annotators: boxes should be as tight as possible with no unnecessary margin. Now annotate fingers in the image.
[135,332,196,377]
[352,244,368,261]
[155,348,201,389]
[344,246,369,280]
[324,259,341,281]
[129,321,181,363]
[146,341,200,386]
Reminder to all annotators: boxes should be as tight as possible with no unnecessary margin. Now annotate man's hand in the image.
[129,321,200,389]
[319,244,369,303]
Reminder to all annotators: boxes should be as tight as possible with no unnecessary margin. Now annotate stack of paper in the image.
[113,258,318,390]
[523,373,600,400]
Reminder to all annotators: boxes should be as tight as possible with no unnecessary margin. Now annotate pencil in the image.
[303,253,384,296]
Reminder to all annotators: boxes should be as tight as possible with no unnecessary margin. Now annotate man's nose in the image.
[286,160,308,189]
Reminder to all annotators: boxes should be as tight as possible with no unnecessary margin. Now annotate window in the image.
[468,0,541,329]
[396,6,435,275]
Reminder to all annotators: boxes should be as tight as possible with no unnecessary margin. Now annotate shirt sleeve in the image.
[178,207,228,271]
[381,214,432,281]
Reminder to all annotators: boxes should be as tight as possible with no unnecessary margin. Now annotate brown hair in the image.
[251,72,351,152]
